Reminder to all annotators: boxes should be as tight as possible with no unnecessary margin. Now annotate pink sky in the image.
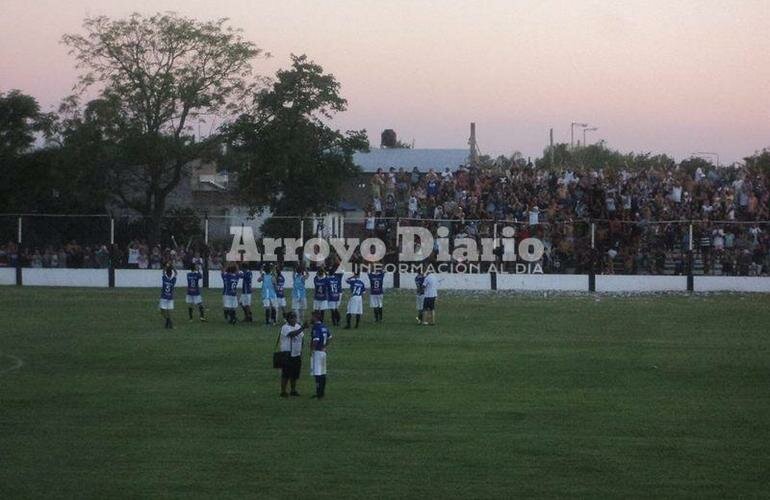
[2,0,769,163]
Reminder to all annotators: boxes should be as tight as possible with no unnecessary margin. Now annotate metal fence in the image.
[1,213,768,279]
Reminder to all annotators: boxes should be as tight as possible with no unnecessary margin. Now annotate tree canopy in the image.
[60,12,266,241]
[225,54,369,218]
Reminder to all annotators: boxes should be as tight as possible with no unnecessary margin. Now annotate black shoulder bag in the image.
[273,329,289,369]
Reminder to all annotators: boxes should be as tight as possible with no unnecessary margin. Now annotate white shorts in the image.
[311,350,327,376]
[159,299,174,310]
[223,295,238,309]
[416,294,424,310]
[263,297,279,308]
[276,297,287,308]
[313,299,327,311]
[292,296,307,310]
[370,295,383,308]
[347,296,363,315]
[240,293,252,306]
[186,294,202,305]
[327,300,340,310]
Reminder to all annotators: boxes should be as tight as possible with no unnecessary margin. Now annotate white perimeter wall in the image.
[694,276,770,293]
[23,268,108,287]
[596,275,688,292]
[498,274,588,292]
[0,268,17,285]
[3,269,770,293]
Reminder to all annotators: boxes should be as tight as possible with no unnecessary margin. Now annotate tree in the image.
[744,149,770,176]
[226,54,369,217]
[62,12,266,242]
[0,90,58,212]
[0,90,49,158]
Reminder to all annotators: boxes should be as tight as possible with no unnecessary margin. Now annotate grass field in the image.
[1,287,769,498]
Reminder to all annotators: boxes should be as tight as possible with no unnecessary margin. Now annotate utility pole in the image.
[691,152,720,168]
[570,121,588,149]
[584,127,598,146]
[469,122,479,166]
[549,128,554,167]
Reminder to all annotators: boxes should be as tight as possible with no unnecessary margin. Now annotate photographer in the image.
[279,312,305,398]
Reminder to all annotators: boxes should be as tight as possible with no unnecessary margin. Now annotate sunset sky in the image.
[2,0,769,163]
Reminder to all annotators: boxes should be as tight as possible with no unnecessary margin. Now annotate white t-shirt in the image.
[128,248,139,264]
[423,274,438,298]
[671,186,682,203]
[280,324,304,357]
[528,207,539,225]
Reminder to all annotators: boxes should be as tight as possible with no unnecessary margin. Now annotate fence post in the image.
[15,216,22,286]
[490,222,498,290]
[202,214,210,289]
[108,217,115,288]
[393,218,400,289]
[687,223,694,292]
[588,222,596,292]
[299,217,304,244]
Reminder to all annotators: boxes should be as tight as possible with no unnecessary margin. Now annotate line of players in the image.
[158,262,436,330]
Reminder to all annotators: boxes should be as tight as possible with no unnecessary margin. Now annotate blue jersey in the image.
[347,277,365,297]
[241,270,253,294]
[161,274,176,300]
[314,275,328,301]
[368,272,385,296]
[261,273,276,299]
[293,272,306,298]
[186,271,202,296]
[415,274,425,295]
[427,179,439,196]
[276,274,286,298]
[311,322,332,351]
[327,273,342,301]
[222,272,239,296]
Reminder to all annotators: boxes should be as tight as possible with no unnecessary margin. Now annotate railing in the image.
[1,214,768,290]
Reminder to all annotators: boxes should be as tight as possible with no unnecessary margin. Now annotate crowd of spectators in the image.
[0,240,230,271]
[365,162,769,275]
[2,162,768,276]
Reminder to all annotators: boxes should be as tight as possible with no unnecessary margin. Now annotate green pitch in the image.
[1,287,768,498]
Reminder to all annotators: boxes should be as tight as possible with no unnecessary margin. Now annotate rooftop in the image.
[353,148,469,173]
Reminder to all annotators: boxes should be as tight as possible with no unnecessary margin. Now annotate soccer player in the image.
[221,264,240,325]
[159,264,177,329]
[240,264,254,323]
[279,311,305,398]
[258,265,279,325]
[275,268,287,321]
[344,271,365,329]
[310,311,332,399]
[185,263,206,322]
[312,268,328,322]
[422,269,438,326]
[368,269,385,322]
[292,265,308,321]
[326,269,343,326]
[415,270,425,324]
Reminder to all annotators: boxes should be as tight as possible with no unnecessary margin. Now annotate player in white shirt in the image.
[278,311,305,398]
[421,270,439,326]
